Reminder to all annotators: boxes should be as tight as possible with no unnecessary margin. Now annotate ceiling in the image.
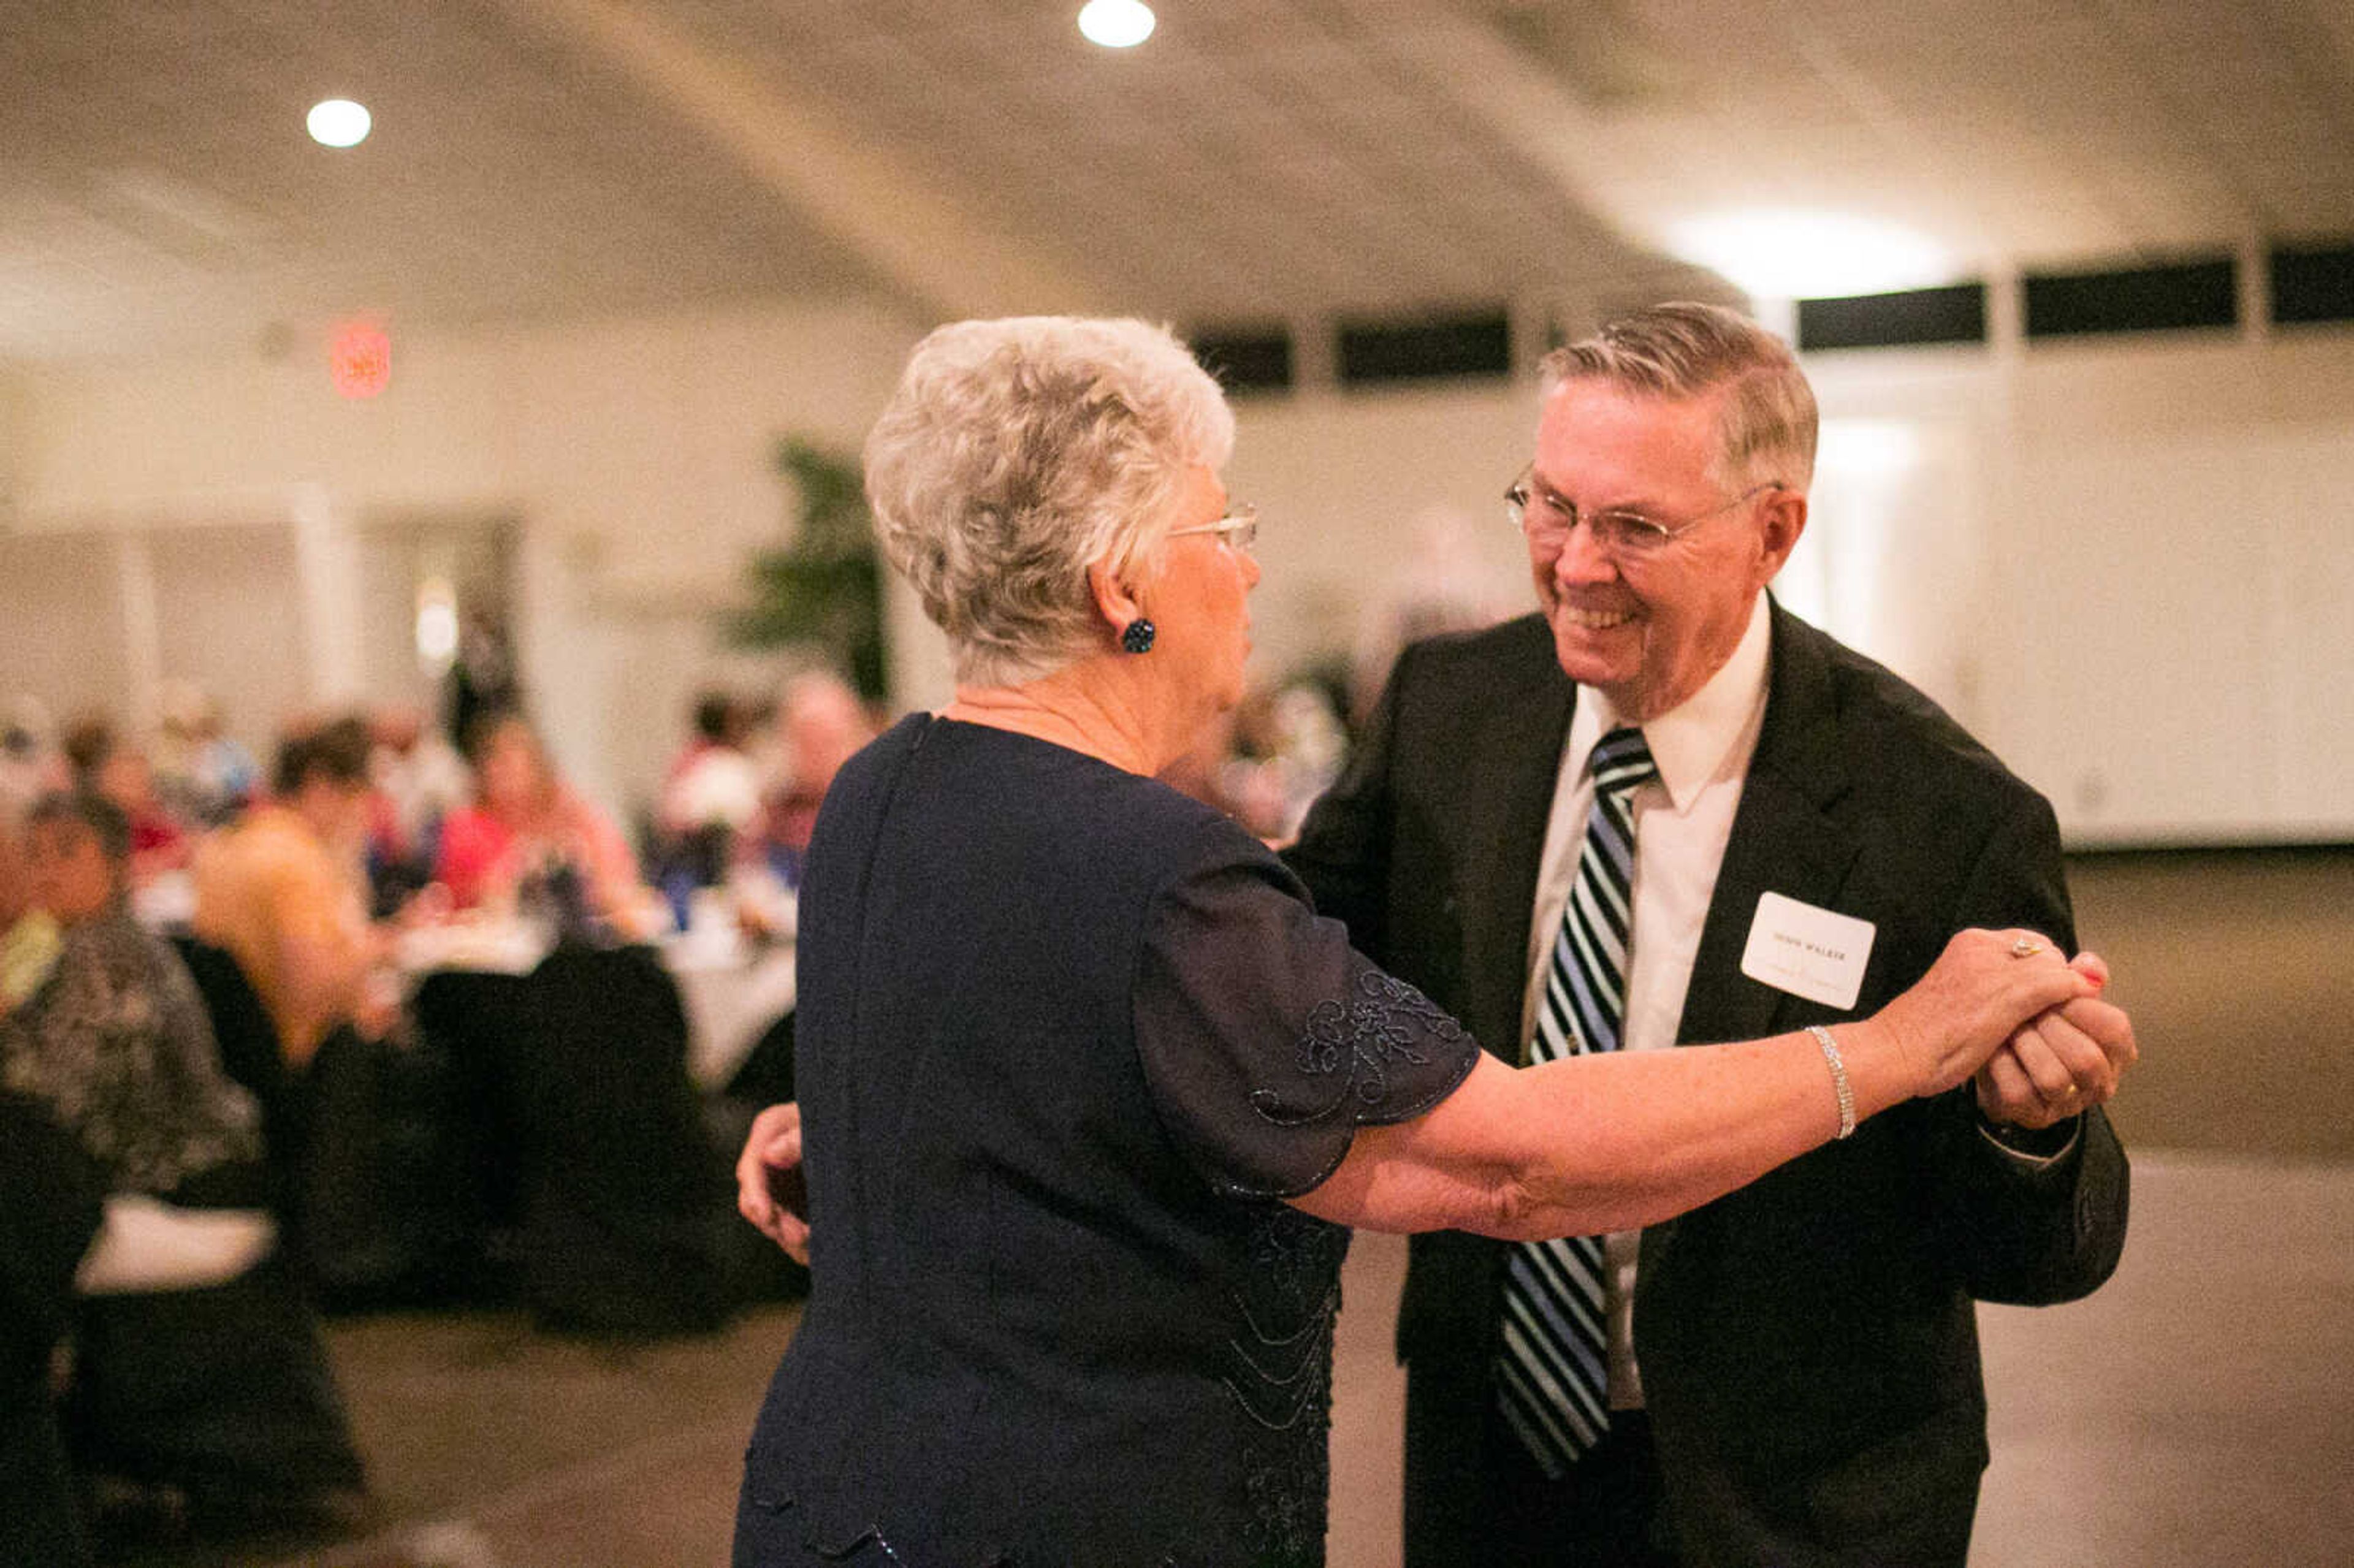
[4,0,2351,365]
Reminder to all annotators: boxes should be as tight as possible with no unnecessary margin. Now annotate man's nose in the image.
[1550,525,1619,586]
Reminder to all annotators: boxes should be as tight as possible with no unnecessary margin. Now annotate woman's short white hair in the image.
[864,316,1235,688]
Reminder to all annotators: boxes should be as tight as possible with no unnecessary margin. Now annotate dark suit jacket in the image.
[1287,603,2130,1567]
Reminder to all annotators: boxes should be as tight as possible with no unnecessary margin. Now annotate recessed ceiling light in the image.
[307,99,372,149]
[1078,0,1155,49]
[1664,209,1953,300]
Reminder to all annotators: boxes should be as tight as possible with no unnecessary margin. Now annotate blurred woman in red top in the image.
[433,712,649,935]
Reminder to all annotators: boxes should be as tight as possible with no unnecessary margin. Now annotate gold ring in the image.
[2009,937,2043,958]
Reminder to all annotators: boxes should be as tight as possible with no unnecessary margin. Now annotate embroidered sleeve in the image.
[1133,828,1479,1201]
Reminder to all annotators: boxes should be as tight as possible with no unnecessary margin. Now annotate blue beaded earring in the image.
[1121,618,1156,654]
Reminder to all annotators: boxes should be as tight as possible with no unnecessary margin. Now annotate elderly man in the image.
[1287,302,2132,1567]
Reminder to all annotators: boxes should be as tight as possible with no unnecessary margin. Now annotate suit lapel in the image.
[1462,619,1575,1064]
[1675,603,1867,1047]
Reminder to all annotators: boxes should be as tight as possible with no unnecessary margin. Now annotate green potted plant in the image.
[733,438,889,702]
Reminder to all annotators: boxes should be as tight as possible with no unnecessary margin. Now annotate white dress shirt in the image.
[1518,591,1773,1410]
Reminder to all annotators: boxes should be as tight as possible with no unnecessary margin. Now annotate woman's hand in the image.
[1864,929,2101,1098]
[1978,952,2138,1128]
[735,1101,810,1263]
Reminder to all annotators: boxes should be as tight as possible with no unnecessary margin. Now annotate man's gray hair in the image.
[864,316,1236,688]
[1540,302,1818,490]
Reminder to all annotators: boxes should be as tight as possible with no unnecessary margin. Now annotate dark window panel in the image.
[1797,283,1988,351]
[2024,258,2238,338]
[1190,330,1294,394]
[1336,311,1512,384]
[2270,243,2354,326]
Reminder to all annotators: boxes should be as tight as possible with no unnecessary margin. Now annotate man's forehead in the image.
[1537,376,1724,430]
[1531,381,1727,482]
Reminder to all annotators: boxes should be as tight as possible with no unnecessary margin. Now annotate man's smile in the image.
[1559,604,1640,630]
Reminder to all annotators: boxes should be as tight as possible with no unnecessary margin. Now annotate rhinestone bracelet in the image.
[1807,1024,1857,1140]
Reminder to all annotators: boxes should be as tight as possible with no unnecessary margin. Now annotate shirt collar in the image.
[1569,590,1773,813]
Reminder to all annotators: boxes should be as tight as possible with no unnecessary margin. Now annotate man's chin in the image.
[1549,619,1639,688]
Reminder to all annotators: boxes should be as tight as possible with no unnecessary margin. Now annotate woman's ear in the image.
[1086,560,1146,637]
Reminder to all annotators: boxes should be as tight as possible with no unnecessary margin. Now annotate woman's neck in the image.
[942,661,1169,777]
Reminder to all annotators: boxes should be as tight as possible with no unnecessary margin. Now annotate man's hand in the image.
[1977,952,2139,1130]
[735,1101,810,1263]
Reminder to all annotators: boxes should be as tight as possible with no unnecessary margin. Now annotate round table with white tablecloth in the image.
[397,919,796,1088]
[659,935,798,1087]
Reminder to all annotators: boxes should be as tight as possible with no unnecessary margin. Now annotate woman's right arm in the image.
[1289,929,2124,1240]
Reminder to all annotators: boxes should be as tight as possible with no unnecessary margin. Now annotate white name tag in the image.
[1739,892,1876,1011]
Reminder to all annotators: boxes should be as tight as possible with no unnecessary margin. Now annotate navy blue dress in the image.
[734,715,1479,1568]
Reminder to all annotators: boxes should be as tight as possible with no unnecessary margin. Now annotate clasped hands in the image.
[1978,946,2137,1132]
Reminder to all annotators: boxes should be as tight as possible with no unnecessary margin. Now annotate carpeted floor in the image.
[2063,847,2352,1161]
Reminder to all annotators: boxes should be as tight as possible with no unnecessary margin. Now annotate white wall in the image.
[1803,331,2354,845]
[1227,381,1536,692]
[0,371,28,523]
[7,296,927,813]
[9,303,2353,844]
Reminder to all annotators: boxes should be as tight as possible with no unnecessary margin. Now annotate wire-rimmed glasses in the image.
[1506,470,1776,557]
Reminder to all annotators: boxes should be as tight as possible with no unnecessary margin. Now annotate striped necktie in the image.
[1495,725,1657,1477]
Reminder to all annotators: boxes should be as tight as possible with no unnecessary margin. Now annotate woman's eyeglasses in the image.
[1169,503,1259,552]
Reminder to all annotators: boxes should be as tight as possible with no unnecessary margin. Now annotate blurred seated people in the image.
[1217,677,1352,847]
[4,793,265,1206]
[2,805,64,1012]
[151,681,259,830]
[443,608,520,757]
[63,716,189,885]
[4,792,363,1526]
[1160,679,1350,848]
[744,671,875,885]
[2,695,66,820]
[365,702,470,913]
[435,709,652,937]
[192,717,393,1068]
[656,689,764,892]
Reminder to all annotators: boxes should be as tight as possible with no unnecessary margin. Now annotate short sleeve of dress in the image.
[1133,824,1480,1200]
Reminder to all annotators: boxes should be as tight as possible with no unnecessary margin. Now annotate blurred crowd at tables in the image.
[0,599,1481,1558]
[0,672,878,1562]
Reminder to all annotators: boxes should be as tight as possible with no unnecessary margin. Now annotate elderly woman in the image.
[729,318,2124,1568]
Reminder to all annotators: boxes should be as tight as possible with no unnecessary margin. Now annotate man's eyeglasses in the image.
[1169,503,1259,552]
[1506,470,1777,557]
